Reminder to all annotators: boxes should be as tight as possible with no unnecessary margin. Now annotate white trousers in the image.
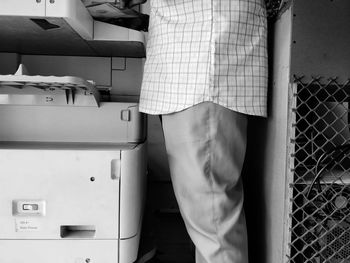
[162,102,248,263]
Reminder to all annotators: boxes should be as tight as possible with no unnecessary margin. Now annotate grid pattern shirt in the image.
[139,0,268,117]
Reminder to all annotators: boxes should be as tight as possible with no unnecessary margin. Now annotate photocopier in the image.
[0,1,148,263]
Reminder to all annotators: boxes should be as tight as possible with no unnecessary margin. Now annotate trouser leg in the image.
[161,102,248,263]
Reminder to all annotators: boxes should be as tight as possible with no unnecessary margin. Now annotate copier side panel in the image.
[120,143,147,239]
[119,143,147,263]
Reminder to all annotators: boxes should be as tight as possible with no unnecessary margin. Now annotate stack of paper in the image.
[87,3,140,19]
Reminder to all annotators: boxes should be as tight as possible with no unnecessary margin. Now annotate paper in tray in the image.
[82,0,147,9]
[87,3,139,19]
[81,0,116,7]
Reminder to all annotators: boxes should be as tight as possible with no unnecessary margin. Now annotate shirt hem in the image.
[139,102,267,117]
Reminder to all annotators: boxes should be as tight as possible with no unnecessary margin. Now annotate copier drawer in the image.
[0,102,146,144]
[0,240,118,263]
[0,142,146,263]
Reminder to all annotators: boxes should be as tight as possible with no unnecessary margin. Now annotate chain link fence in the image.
[289,76,350,263]
[265,0,289,19]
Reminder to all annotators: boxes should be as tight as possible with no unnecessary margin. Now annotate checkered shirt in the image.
[139,0,268,116]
